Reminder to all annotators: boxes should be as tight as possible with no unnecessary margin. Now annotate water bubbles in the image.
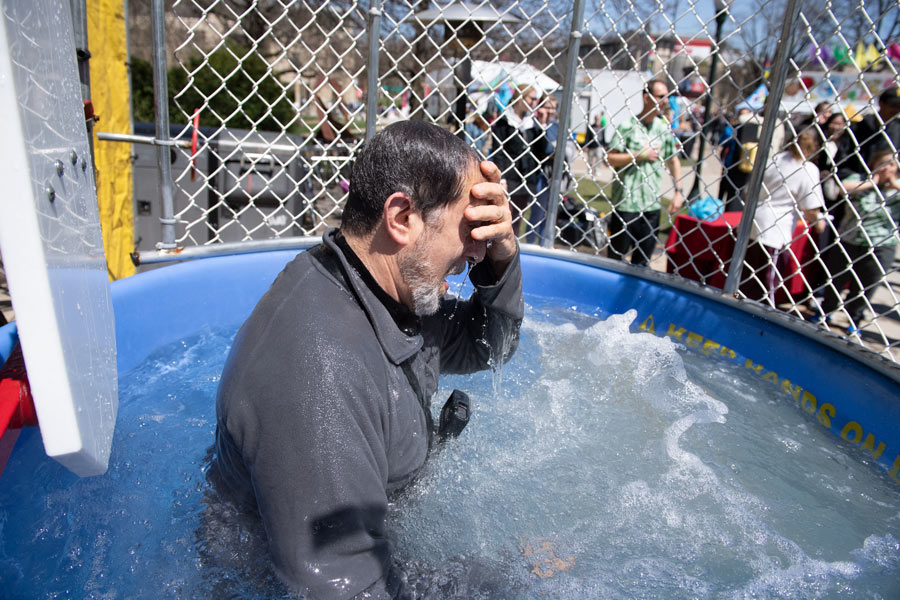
[777,436,802,453]
[395,305,900,597]
[2,311,900,598]
[854,534,900,570]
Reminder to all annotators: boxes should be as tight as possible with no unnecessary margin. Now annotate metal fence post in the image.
[722,0,802,296]
[541,0,586,249]
[151,0,176,250]
[687,0,729,201]
[366,2,383,142]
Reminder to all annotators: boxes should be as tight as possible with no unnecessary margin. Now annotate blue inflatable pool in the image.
[2,246,899,480]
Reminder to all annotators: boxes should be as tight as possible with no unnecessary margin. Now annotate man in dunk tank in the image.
[207,120,524,598]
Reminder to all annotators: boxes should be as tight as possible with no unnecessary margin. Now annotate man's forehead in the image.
[429,163,486,224]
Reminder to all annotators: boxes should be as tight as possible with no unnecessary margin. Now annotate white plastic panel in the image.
[0,1,117,476]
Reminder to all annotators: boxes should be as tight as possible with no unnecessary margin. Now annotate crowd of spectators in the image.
[716,86,900,332]
[460,79,899,336]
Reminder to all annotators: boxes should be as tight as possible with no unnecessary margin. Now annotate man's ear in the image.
[383,192,423,247]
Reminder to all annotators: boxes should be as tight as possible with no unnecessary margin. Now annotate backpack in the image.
[736,120,761,174]
[738,142,758,173]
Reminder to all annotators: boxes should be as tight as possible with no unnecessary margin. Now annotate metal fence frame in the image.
[97,0,900,362]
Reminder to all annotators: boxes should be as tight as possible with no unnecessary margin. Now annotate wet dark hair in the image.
[341,120,479,236]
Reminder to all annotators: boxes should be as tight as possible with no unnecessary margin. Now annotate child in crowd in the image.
[821,147,900,335]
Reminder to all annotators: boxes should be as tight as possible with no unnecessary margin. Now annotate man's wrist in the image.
[487,238,518,279]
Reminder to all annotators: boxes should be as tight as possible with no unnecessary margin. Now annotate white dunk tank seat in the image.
[0,0,117,476]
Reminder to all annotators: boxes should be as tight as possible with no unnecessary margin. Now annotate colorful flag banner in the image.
[809,43,835,67]
[833,43,851,66]
[743,83,768,111]
[888,43,900,62]
[865,43,882,67]
[854,40,868,68]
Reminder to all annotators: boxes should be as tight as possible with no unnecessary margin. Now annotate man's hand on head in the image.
[468,160,517,277]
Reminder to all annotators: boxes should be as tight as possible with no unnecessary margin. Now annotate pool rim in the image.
[1,240,898,385]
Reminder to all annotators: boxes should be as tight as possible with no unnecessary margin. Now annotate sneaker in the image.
[846,313,866,336]
[807,297,825,315]
[807,313,831,326]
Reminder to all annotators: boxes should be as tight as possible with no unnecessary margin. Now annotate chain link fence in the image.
[116,0,900,361]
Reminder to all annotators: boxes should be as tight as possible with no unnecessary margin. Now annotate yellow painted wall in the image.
[88,0,135,280]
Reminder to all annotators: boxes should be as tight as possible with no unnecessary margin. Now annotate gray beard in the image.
[398,218,466,317]
[406,259,466,316]
[410,280,442,316]
[401,258,442,316]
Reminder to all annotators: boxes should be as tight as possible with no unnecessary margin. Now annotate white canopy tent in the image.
[425,60,560,117]
[469,60,560,94]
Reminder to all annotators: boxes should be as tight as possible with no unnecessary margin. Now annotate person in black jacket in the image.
[489,86,549,237]
[832,86,900,181]
[212,120,523,599]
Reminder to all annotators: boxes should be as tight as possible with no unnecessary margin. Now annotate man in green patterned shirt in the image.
[605,79,684,266]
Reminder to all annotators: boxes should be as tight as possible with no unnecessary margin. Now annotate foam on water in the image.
[392,308,900,598]
[0,304,898,598]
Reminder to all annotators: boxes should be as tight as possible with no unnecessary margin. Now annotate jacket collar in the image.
[504,105,534,131]
[322,228,423,365]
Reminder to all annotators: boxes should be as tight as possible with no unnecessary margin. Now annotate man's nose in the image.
[465,237,487,264]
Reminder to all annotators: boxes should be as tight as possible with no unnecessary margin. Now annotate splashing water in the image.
[483,298,519,400]
[0,305,898,599]
[443,262,472,322]
[448,261,512,399]
[394,307,900,598]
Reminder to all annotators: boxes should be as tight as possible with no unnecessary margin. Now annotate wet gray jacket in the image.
[214,228,523,599]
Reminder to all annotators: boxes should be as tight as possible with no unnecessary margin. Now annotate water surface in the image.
[1,302,898,598]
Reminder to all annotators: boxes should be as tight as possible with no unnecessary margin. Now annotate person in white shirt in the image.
[740,128,826,306]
